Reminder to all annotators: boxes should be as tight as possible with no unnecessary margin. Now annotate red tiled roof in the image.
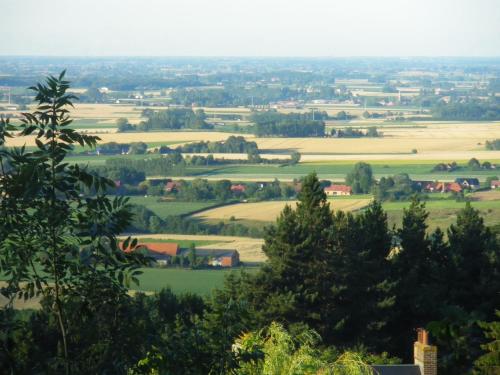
[231,184,246,192]
[324,184,352,193]
[165,181,182,191]
[447,182,463,193]
[138,242,180,256]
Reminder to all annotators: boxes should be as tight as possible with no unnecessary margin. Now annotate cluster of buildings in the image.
[414,178,480,193]
[159,176,496,200]
[125,242,240,268]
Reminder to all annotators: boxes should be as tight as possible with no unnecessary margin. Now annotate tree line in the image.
[432,99,500,121]
[116,108,213,132]
[250,110,326,137]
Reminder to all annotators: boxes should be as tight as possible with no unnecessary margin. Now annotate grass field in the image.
[127,197,219,217]
[171,162,500,182]
[133,267,258,295]
[1,267,259,306]
[383,192,500,231]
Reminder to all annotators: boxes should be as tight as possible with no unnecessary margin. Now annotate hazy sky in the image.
[1,0,499,57]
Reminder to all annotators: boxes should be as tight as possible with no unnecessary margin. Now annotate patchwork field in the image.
[193,198,371,222]
[6,116,500,162]
[5,130,244,147]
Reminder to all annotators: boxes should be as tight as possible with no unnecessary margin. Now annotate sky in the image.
[1,0,499,57]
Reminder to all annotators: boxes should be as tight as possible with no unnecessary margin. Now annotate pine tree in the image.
[447,202,500,314]
[256,173,333,331]
[390,196,433,359]
[353,201,395,350]
[474,310,500,374]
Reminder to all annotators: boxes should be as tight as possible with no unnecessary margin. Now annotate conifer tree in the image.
[447,202,500,314]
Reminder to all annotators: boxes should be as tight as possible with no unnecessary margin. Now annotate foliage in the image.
[250,111,325,137]
[233,174,395,351]
[345,162,374,194]
[140,108,213,131]
[373,174,415,201]
[233,322,375,375]
[433,99,500,121]
[172,136,258,154]
[0,72,147,374]
[474,310,500,374]
[486,139,500,151]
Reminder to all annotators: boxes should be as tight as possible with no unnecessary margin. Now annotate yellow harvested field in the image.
[54,103,143,121]
[130,234,265,263]
[194,199,371,222]
[254,122,500,154]
[5,131,248,147]
[299,151,500,162]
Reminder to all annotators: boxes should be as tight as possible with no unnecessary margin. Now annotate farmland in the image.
[193,198,372,222]
[127,196,220,217]
[134,267,257,295]
[2,57,500,299]
[131,234,266,263]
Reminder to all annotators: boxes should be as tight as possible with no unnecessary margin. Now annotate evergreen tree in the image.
[390,197,433,359]
[254,173,333,331]
[474,310,500,374]
[352,201,395,350]
[447,203,500,314]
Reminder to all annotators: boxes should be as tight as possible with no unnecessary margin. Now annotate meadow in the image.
[127,196,220,217]
[165,161,500,182]
[133,267,259,295]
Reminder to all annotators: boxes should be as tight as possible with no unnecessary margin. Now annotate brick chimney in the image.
[414,328,437,375]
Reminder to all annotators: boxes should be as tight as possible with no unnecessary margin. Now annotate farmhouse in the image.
[490,180,500,189]
[120,242,181,266]
[180,248,240,267]
[230,184,246,194]
[138,242,181,256]
[165,181,182,193]
[435,182,463,193]
[455,178,480,189]
[324,184,352,196]
[413,180,438,192]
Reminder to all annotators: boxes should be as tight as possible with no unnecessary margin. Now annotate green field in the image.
[133,267,258,295]
[127,196,219,217]
[383,199,500,232]
[177,161,500,181]
[69,119,116,129]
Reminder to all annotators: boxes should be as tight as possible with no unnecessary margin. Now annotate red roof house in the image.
[230,184,246,194]
[491,180,500,189]
[138,242,181,256]
[435,182,463,193]
[324,184,352,196]
[165,181,182,193]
